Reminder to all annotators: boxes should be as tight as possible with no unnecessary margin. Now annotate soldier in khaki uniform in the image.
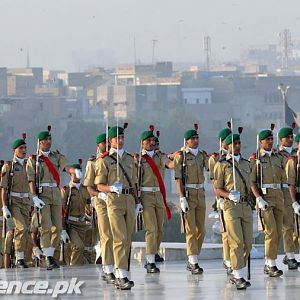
[208,128,231,273]
[0,160,4,267]
[277,127,299,269]
[174,128,208,274]
[61,162,91,265]
[26,128,82,270]
[1,137,31,268]
[285,133,300,265]
[138,130,173,273]
[84,133,115,283]
[214,134,252,290]
[250,129,285,277]
[95,125,138,290]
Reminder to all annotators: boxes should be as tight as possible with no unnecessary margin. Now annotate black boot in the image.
[46,256,60,270]
[16,259,29,269]
[230,277,249,290]
[155,253,164,263]
[287,258,299,270]
[264,265,283,277]
[186,262,203,275]
[146,262,160,273]
[115,277,134,290]
[106,273,116,284]
[282,255,288,265]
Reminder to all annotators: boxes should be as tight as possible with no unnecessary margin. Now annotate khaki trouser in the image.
[184,188,206,256]
[107,193,135,270]
[222,232,231,261]
[95,198,114,266]
[83,226,97,264]
[223,200,253,270]
[11,198,31,252]
[68,222,89,265]
[4,231,14,255]
[262,189,284,259]
[282,188,295,253]
[141,192,164,255]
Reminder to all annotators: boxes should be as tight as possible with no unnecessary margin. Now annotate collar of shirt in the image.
[142,149,155,158]
[188,148,199,156]
[281,146,293,155]
[40,150,50,157]
[14,156,25,165]
[226,153,241,162]
[221,149,228,155]
[110,147,125,158]
[70,181,81,190]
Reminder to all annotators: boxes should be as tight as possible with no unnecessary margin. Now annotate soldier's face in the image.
[40,137,52,151]
[110,135,124,149]
[142,137,155,151]
[281,135,294,147]
[14,144,27,158]
[221,141,228,150]
[228,141,241,155]
[260,137,273,151]
[186,136,199,149]
[97,142,107,153]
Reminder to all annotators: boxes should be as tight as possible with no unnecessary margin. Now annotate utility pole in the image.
[204,36,211,72]
[152,39,158,65]
[278,83,290,126]
[279,29,292,70]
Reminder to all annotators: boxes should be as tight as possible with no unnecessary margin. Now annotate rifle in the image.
[294,151,300,237]
[136,138,144,232]
[218,134,226,233]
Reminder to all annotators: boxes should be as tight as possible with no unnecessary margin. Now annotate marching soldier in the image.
[61,161,91,265]
[138,128,173,273]
[83,133,115,283]
[285,133,300,265]
[95,125,139,290]
[250,129,284,277]
[26,127,82,270]
[214,133,252,290]
[277,127,299,269]
[1,135,31,268]
[174,126,208,274]
[0,160,4,267]
[208,128,231,272]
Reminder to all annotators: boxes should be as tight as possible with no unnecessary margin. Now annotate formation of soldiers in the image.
[0,121,300,291]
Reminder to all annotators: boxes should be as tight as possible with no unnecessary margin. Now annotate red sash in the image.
[143,154,171,220]
[40,155,60,187]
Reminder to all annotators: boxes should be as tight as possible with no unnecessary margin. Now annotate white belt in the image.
[261,183,281,189]
[140,187,160,192]
[10,192,29,198]
[185,183,204,189]
[68,216,86,223]
[282,184,289,189]
[40,183,57,188]
[84,246,93,252]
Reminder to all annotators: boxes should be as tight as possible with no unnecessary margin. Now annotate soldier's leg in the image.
[222,233,231,267]
[241,205,253,267]
[50,204,62,249]
[195,193,206,254]
[124,196,135,268]
[155,197,164,255]
[4,230,14,268]
[69,225,85,265]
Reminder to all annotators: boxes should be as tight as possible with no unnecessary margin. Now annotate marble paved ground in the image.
[1,255,300,299]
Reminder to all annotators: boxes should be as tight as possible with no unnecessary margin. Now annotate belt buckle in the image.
[20,193,25,197]
[152,187,156,192]
[272,184,277,189]
[196,184,200,189]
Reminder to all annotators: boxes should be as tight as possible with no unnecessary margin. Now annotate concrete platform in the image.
[1,255,300,299]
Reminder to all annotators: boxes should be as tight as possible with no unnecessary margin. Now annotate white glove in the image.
[90,197,96,208]
[228,191,240,203]
[75,168,83,180]
[33,196,45,209]
[110,183,123,194]
[61,230,70,243]
[2,206,11,219]
[180,197,189,213]
[292,202,300,216]
[135,203,143,216]
[217,198,224,210]
[98,192,107,202]
[256,196,268,210]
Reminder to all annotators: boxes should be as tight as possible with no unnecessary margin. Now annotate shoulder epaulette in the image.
[249,153,256,159]
[61,186,67,191]
[54,149,61,154]
[209,152,219,158]
[88,155,96,161]
[29,154,37,160]
[219,157,226,163]
[100,151,109,158]
[201,150,207,155]
[4,161,11,166]
[288,156,296,161]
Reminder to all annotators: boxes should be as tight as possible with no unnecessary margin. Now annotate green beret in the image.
[37,131,51,141]
[184,129,198,141]
[224,134,240,146]
[70,163,81,170]
[278,127,293,139]
[295,133,300,143]
[140,130,155,141]
[108,126,124,139]
[12,139,26,149]
[218,128,231,141]
[96,133,106,144]
[259,129,273,141]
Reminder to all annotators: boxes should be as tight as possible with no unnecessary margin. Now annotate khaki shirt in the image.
[250,149,285,185]
[174,149,208,184]
[214,155,251,198]
[83,157,96,188]
[140,151,170,187]
[286,151,300,186]
[278,147,298,184]
[1,158,29,193]
[94,149,138,188]
[26,150,69,184]
[61,183,90,218]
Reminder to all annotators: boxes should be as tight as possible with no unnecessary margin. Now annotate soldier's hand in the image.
[256,196,268,210]
[75,168,83,180]
[110,183,123,194]
[217,198,224,210]
[98,192,107,202]
[33,196,45,209]
[228,191,240,203]
[2,206,11,219]
[292,202,300,216]
[180,197,189,213]
[61,230,70,243]
[135,203,143,216]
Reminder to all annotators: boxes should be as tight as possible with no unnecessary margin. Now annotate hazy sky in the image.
[1,0,300,71]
